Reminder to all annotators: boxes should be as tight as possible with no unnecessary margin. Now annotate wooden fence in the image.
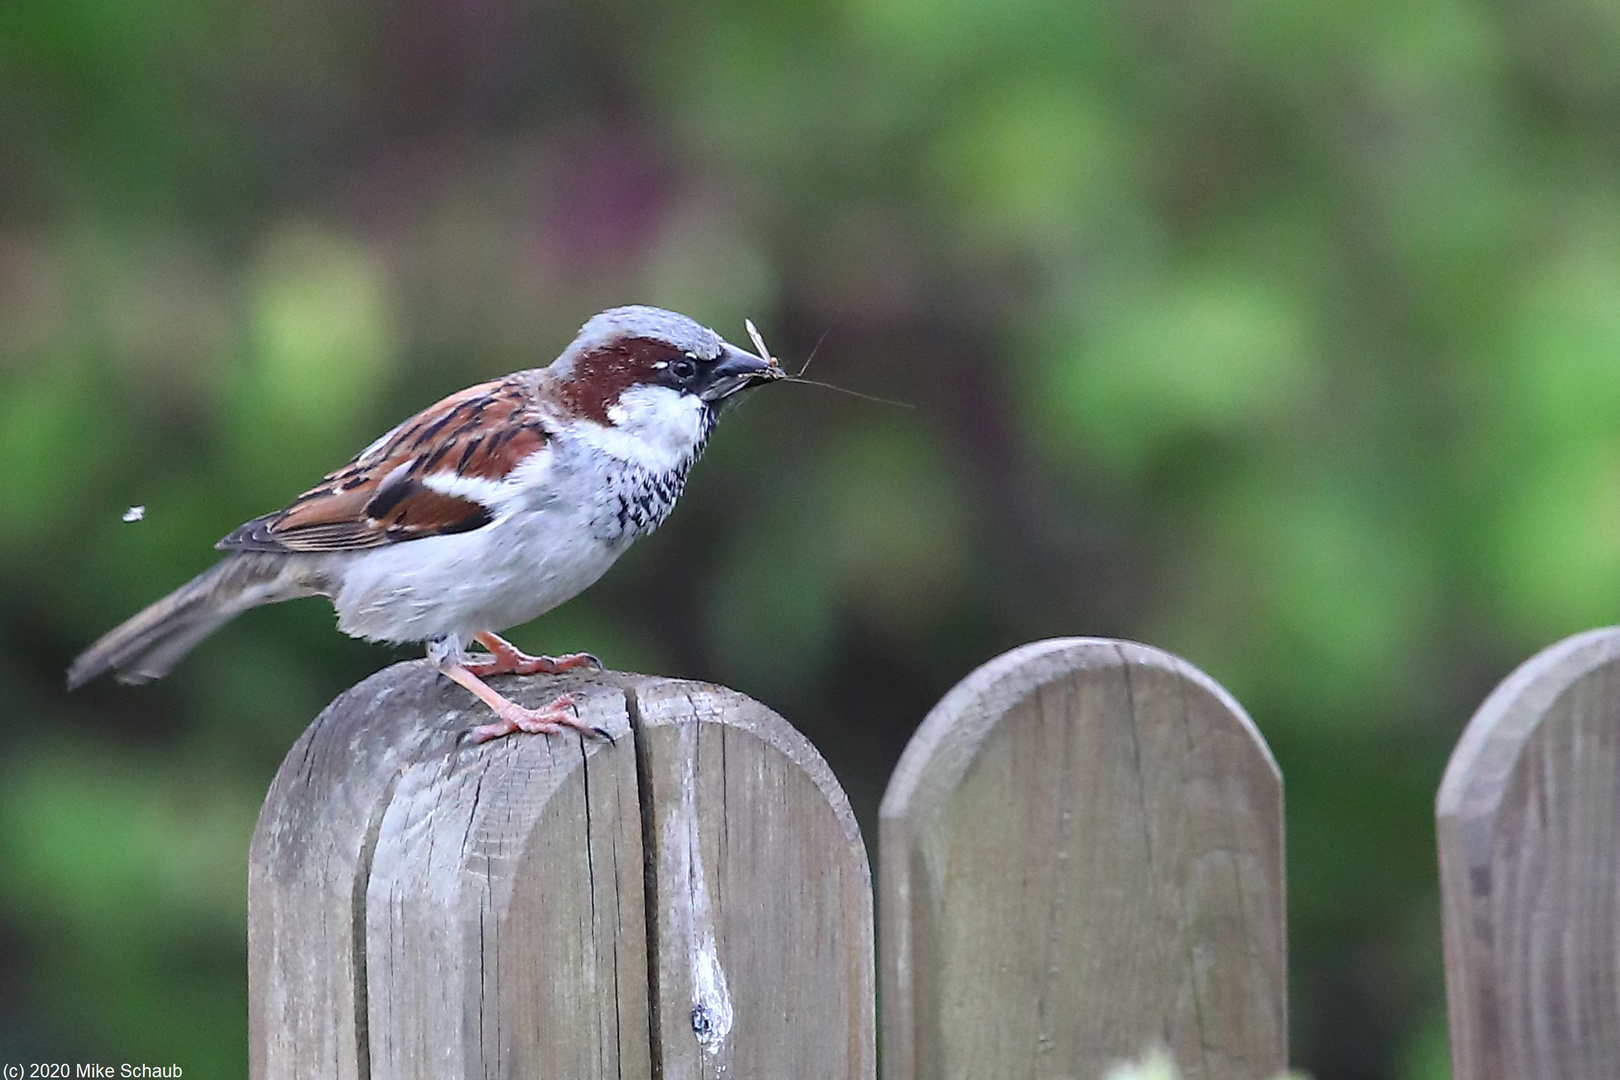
[246,630,1620,1079]
[1437,627,1620,1080]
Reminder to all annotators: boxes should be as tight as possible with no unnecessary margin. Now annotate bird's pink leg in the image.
[439,662,603,743]
[463,631,601,677]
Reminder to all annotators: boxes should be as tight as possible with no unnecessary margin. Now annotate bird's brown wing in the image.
[217,376,551,554]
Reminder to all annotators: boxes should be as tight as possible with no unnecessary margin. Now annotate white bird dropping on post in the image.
[122,505,146,522]
[668,725,734,1057]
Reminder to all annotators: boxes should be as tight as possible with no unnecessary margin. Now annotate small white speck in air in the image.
[122,505,146,522]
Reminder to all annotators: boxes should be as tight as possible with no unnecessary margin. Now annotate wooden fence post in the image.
[247,661,874,1080]
[1437,627,1620,1080]
[630,676,876,1080]
[879,638,1287,1080]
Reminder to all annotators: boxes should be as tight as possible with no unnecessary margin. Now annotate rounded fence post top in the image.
[876,636,1286,1080]
[879,636,1276,821]
[251,660,876,1080]
[1437,625,1620,823]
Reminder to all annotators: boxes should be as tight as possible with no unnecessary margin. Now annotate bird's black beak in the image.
[701,343,784,402]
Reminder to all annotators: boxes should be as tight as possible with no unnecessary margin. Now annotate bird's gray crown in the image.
[551,306,725,377]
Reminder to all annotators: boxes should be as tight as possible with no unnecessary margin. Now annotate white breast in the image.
[327,502,620,643]
[324,403,709,644]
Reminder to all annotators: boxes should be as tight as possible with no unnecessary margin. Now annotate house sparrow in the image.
[69,306,783,742]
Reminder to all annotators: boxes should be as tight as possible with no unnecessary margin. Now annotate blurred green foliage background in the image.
[2,0,1618,1075]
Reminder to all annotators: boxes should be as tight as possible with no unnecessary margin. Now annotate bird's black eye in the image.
[669,355,698,382]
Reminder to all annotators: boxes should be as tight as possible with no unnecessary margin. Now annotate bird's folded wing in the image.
[218,376,549,554]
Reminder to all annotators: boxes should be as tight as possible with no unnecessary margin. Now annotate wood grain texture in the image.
[1437,626,1620,1080]
[249,664,874,1080]
[361,673,646,1080]
[249,660,646,1080]
[628,677,877,1080]
[249,663,448,1080]
[879,638,1286,1080]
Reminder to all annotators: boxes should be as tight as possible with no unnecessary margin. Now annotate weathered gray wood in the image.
[250,661,646,1080]
[629,677,877,1080]
[249,662,454,1080]
[249,663,875,1080]
[360,672,647,1080]
[1438,627,1620,1080]
[880,638,1287,1080]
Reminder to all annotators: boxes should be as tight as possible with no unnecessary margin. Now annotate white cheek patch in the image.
[578,385,708,470]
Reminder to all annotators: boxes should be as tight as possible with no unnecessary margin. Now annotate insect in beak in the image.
[745,318,785,378]
[744,318,912,409]
[701,340,782,401]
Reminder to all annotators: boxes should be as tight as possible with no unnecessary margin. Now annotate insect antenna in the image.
[743,316,911,408]
[795,326,832,378]
[779,375,913,409]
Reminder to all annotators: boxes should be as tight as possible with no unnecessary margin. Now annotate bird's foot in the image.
[464,692,610,743]
[435,642,613,744]
[465,631,601,677]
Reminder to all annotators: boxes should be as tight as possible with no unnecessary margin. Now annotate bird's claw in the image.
[464,649,602,678]
[463,692,597,743]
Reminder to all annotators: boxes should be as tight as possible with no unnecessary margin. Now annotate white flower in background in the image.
[1103,1050,1308,1080]
[1104,1049,1179,1080]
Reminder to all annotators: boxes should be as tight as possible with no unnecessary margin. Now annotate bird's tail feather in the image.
[67,554,316,689]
